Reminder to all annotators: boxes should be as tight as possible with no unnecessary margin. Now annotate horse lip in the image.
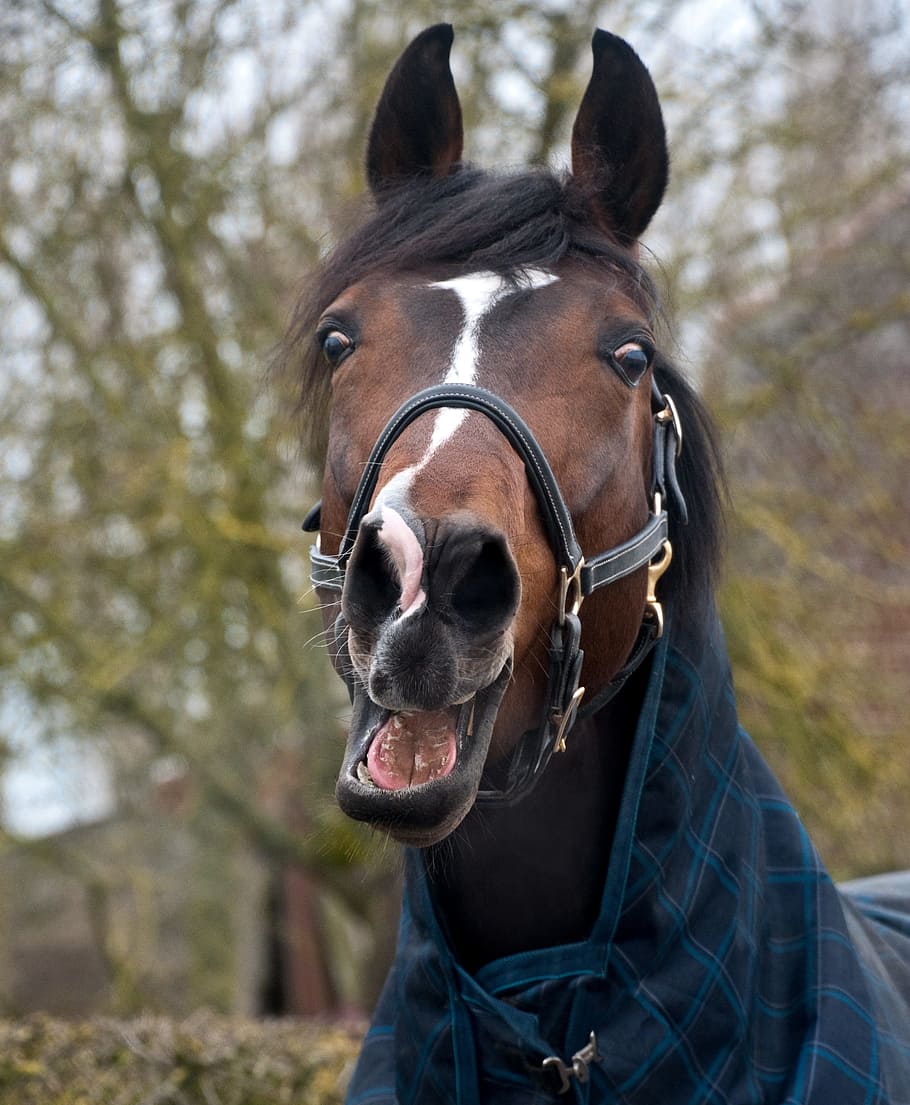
[335,659,513,843]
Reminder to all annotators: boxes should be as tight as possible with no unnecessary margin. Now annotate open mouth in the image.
[356,703,466,790]
[335,661,512,845]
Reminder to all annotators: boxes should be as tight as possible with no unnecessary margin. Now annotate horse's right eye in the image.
[320,330,353,366]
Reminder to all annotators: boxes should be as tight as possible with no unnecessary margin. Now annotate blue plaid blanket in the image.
[346,610,910,1103]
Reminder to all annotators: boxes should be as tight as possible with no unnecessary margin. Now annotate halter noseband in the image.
[303,379,685,805]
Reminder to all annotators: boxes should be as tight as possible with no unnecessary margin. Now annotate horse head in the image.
[291,26,719,847]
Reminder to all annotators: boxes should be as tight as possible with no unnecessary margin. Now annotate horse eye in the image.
[613,341,652,385]
[320,330,353,366]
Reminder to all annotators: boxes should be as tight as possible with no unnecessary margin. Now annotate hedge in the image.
[0,1012,364,1104]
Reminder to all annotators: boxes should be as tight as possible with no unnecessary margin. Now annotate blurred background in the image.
[0,0,907,1027]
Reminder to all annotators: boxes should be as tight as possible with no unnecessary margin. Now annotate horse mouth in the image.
[335,661,512,846]
[357,705,461,790]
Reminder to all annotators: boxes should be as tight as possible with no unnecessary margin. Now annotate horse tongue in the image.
[367,709,457,790]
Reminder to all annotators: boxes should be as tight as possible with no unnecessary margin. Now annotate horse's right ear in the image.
[366,24,464,197]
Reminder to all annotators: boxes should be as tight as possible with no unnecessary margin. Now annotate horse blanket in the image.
[346,608,910,1103]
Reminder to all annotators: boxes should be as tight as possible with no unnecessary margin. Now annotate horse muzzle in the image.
[334,649,513,846]
[333,510,520,844]
[343,508,520,707]
[306,380,684,823]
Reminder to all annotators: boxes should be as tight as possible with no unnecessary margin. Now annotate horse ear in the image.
[366,24,464,196]
[571,30,669,245]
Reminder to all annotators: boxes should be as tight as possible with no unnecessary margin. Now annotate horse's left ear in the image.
[571,31,669,245]
[366,24,463,196]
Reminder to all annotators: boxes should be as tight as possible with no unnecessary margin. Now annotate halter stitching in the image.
[591,519,662,568]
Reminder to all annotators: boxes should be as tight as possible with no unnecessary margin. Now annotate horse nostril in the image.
[343,524,400,627]
[450,536,520,635]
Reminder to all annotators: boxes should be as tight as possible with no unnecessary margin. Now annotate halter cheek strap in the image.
[302,379,685,804]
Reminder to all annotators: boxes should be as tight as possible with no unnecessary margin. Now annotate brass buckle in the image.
[553,685,586,753]
[655,392,683,457]
[645,539,673,638]
[557,558,585,626]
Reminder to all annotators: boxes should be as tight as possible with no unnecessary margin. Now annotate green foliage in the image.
[0,1013,362,1105]
[0,0,397,1013]
[699,16,910,873]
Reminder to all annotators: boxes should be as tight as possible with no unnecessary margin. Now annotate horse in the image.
[281,24,910,1104]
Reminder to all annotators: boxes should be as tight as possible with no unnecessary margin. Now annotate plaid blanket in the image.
[346,610,910,1103]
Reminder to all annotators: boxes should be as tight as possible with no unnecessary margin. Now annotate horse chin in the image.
[335,660,513,847]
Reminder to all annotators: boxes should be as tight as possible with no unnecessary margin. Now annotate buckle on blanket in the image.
[542,1031,601,1095]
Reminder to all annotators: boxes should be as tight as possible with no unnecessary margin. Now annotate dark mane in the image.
[277,166,724,616]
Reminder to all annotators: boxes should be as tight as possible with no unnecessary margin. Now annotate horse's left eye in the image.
[612,341,652,386]
[320,330,353,366]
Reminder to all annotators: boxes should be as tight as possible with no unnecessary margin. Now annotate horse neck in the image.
[425,666,647,973]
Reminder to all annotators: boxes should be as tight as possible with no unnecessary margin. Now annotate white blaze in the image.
[376,504,426,619]
[427,272,514,452]
[372,268,558,617]
[375,268,558,513]
[427,270,558,454]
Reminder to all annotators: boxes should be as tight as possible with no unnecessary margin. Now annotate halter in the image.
[303,378,686,804]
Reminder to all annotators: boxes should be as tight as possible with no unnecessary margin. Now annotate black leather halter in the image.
[303,378,685,804]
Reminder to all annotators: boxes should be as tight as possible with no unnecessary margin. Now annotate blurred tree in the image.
[0,0,392,1013]
[662,3,910,875]
[0,0,907,1020]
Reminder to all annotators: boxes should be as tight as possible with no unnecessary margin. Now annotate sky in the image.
[2,689,114,836]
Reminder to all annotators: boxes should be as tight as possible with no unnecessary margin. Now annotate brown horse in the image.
[282,25,910,1105]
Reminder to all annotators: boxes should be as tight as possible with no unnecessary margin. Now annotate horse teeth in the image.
[357,761,376,787]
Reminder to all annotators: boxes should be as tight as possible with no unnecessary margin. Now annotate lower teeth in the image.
[356,761,376,787]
